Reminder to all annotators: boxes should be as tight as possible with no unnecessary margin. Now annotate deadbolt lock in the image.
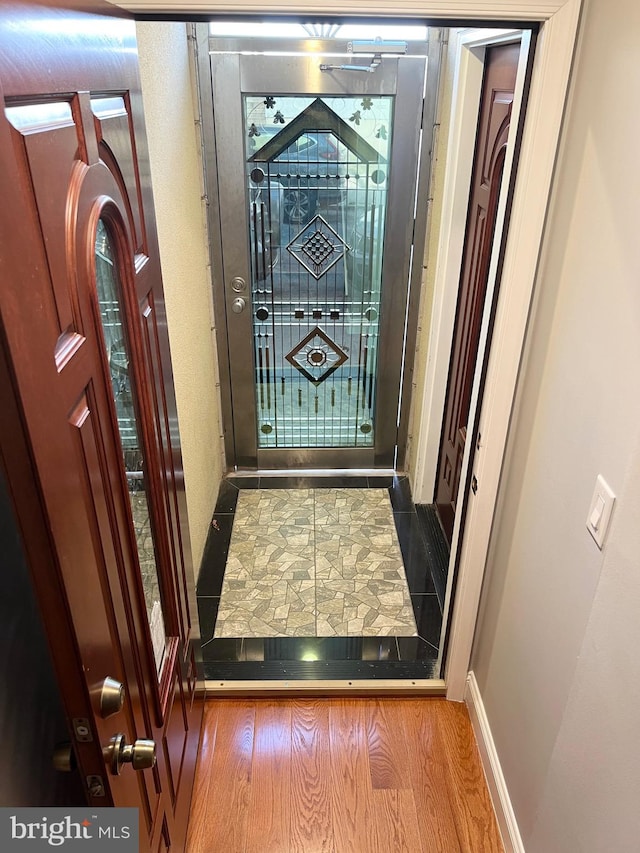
[98,676,125,718]
[105,733,156,776]
[231,276,246,292]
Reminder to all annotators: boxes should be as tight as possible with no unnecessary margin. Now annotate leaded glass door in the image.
[211,49,427,468]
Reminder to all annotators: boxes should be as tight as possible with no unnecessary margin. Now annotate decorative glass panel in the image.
[244,95,393,448]
[94,219,167,674]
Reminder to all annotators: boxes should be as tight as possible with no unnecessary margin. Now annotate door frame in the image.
[200,36,435,471]
[413,26,536,696]
[430,34,523,543]
[413,27,530,504]
[406,6,578,699]
[131,0,581,696]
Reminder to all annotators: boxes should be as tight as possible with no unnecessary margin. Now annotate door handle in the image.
[105,733,156,775]
[231,297,246,314]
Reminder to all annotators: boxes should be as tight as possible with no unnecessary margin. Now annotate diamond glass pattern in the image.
[285,326,348,385]
[287,214,349,279]
[243,94,394,449]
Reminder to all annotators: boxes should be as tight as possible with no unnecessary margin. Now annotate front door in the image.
[211,45,427,468]
[0,7,202,851]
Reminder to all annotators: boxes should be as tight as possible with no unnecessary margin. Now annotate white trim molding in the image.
[430,25,532,679]
[466,672,525,853]
[112,1,573,21]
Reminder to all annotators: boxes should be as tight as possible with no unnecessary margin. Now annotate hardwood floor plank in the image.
[366,699,412,790]
[187,700,255,853]
[187,698,502,853]
[290,699,335,853]
[185,703,219,853]
[372,789,424,853]
[245,701,292,853]
[437,700,504,852]
[328,699,377,853]
[401,699,463,853]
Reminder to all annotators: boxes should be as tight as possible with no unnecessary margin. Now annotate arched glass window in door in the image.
[94,218,167,674]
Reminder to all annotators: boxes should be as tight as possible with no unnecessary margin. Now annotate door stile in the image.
[84,202,180,725]
[395,28,443,469]
[373,55,427,468]
[210,52,258,468]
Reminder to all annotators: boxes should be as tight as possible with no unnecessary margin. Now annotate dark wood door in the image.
[435,42,519,543]
[0,5,203,851]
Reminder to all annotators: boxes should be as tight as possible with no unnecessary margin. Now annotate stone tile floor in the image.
[214,488,417,639]
[197,475,446,680]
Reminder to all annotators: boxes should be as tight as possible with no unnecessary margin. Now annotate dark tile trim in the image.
[415,504,450,609]
[204,658,438,681]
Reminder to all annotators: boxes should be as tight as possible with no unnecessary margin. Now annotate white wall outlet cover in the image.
[586,474,616,549]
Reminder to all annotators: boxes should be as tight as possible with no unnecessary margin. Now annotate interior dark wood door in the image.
[435,42,519,543]
[0,6,203,851]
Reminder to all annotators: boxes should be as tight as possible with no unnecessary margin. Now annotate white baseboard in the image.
[465,671,525,853]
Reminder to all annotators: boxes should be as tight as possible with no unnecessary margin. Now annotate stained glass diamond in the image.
[285,326,348,385]
[287,214,349,279]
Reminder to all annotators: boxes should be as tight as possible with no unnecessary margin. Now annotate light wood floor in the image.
[186,698,503,853]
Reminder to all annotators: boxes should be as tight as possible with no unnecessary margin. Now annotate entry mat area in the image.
[214,489,418,639]
[197,476,445,680]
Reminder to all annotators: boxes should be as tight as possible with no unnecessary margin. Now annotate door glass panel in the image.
[244,95,393,448]
[94,219,167,674]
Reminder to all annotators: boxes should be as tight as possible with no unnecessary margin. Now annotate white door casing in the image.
[423,27,533,685]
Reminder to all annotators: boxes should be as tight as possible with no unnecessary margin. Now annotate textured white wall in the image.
[136,21,223,573]
[472,0,640,848]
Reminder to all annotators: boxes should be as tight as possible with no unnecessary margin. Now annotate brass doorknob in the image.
[105,733,156,775]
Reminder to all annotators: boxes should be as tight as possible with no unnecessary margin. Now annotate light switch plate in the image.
[586,474,615,549]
